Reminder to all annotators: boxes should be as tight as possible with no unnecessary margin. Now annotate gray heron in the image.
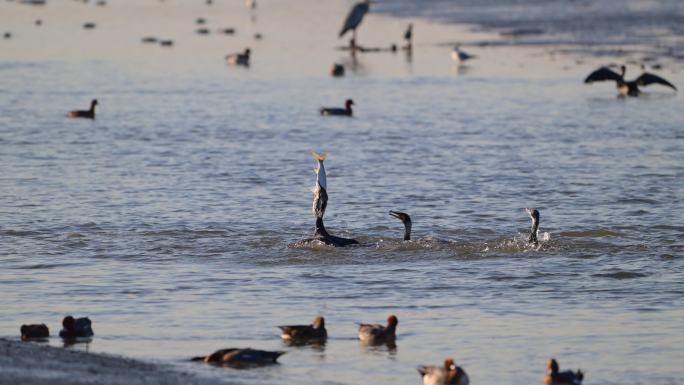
[339,0,372,46]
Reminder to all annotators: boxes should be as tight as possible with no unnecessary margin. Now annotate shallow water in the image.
[1,1,683,384]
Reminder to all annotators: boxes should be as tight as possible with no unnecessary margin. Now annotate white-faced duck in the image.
[389,211,412,241]
[585,65,676,96]
[20,324,50,340]
[543,358,584,385]
[226,48,250,66]
[67,99,97,119]
[358,314,398,344]
[330,63,345,77]
[278,316,327,342]
[59,315,94,339]
[191,348,285,367]
[320,99,354,116]
[418,358,470,385]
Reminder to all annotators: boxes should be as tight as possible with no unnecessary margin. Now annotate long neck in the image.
[346,104,352,114]
[90,103,96,113]
[315,217,329,237]
[403,222,411,241]
[528,220,539,244]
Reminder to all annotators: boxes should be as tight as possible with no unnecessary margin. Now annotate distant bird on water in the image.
[226,48,250,66]
[191,348,284,367]
[418,358,470,385]
[358,314,398,344]
[278,316,327,343]
[330,63,345,77]
[339,0,371,43]
[584,65,676,96]
[320,99,354,116]
[543,358,584,385]
[451,46,475,63]
[67,99,98,119]
[59,315,94,339]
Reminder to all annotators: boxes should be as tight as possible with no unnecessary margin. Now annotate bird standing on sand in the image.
[418,358,470,385]
[67,99,98,119]
[320,99,354,116]
[404,23,413,49]
[339,0,371,49]
[543,358,584,385]
[226,48,250,66]
[451,46,475,63]
[584,65,676,96]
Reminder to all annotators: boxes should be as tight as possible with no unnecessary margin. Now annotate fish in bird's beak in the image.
[312,151,328,218]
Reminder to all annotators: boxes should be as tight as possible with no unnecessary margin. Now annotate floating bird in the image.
[159,39,174,47]
[543,358,584,385]
[226,48,250,66]
[451,46,475,63]
[389,211,412,241]
[82,22,96,29]
[339,0,371,44]
[418,358,470,385]
[20,324,49,340]
[196,28,210,35]
[330,63,345,77]
[320,99,354,116]
[218,28,236,35]
[526,208,539,247]
[584,65,676,96]
[358,314,398,344]
[195,17,206,25]
[191,348,284,367]
[278,316,327,342]
[3,32,11,39]
[59,316,94,339]
[67,99,98,119]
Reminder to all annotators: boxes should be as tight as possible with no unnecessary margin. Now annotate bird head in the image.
[389,210,411,225]
[387,314,398,326]
[313,316,325,328]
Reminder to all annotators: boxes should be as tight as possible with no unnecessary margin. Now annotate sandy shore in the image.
[0,339,229,385]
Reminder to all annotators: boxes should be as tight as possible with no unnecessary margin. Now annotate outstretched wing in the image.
[636,72,677,90]
[339,2,369,37]
[584,67,622,83]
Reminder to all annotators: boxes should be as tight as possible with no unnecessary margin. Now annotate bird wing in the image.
[339,2,369,37]
[635,72,677,90]
[584,67,622,83]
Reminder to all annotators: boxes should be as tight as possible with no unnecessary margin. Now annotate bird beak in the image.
[389,211,400,219]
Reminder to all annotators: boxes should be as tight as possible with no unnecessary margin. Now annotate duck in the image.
[389,210,412,241]
[543,358,584,385]
[191,348,285,367]
[278,316,327,342]
[330,63,345,77]
[59,315,94,339]
[451,46,475,63]
[320,99,354,116]
[584,65,676,96]
[226,48,250,66]
[358,314,398,344]
[418,358,470,385]
[20,324,50,340]
[67,99,97,119]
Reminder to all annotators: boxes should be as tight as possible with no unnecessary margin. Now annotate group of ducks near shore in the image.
[20,314,583,385]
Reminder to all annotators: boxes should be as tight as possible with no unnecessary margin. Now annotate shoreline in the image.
[0,338,229,385]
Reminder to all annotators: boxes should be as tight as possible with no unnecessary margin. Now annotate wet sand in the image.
[0,338,227,385]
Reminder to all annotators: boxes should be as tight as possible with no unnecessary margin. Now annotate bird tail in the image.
[311,151,327,161]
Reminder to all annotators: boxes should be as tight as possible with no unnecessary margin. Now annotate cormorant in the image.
[526,208,540,247]
[418,358,470,385]
[389,210,412,241]
[67,99,97,119]
[584,65,676,96]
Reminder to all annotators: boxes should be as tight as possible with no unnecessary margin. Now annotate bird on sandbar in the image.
[584,65,676,96]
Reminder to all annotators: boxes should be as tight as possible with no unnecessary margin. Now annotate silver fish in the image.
[311,152,328,219]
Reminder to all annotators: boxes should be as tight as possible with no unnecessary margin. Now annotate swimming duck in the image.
[67,99,97,119]
[418,358,470,385]
[543,358,584,385]
[451,46,475,63]
[226,48,250,66]
[526,208,539,246]
[358,314,398,344]
[389,211,411,241]
[584,65,676,96]
[278,316,327,342]
[320,99,354,116]
[330,63,345,77]
[20,324,50,340]
[59,316,94,339]
[191,348,285,367]
[83,22,96,29]
[159,39,174,47]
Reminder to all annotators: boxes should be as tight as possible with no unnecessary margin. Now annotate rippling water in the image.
[1,1,683,384]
